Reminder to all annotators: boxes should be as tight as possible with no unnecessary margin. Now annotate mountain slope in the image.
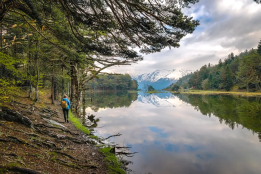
[132,69,182,90]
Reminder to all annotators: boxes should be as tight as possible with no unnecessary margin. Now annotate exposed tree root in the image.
[35,124,79,136]
[0,107,34,128]
[0,153,18,157]
[0,165,43,174]
[35,127,89,145]
[54,158,98,169]
[52,151,77,161]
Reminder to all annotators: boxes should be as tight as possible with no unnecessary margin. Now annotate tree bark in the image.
[54,77,57,100]
[27,36,32,98]
[51,61,55,104]
[0,22,2,49]
[70,62,76,110]
[35,38,40,102]
[62,66,64,99]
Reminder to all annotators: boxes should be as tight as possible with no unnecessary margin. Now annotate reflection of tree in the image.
[176,94,261,141]
[84,91,138,111]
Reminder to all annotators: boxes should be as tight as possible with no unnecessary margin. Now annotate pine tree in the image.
[257,39,261,55]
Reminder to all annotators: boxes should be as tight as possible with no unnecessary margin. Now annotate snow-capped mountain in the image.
[132,69,183,90]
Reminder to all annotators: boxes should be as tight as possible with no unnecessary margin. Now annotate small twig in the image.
[103,133,122,140]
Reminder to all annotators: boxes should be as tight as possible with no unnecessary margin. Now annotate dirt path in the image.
[0,95,108,174]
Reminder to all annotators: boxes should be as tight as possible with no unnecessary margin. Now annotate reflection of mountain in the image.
[132,69,181,90]
[83,91,138,112]
[138,92,176,107]
[176,94,261,140]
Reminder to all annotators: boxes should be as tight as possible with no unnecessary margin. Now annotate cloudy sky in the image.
[106,0,261,75]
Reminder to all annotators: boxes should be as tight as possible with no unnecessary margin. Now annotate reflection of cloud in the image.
[87,93,261,174]
[86,108,108,112]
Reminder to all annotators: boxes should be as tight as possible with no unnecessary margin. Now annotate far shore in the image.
[170,90,261,97]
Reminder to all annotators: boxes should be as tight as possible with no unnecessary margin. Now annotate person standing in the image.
[61,94,71,123]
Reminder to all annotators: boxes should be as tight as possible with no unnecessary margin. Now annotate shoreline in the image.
[169,90,261,97]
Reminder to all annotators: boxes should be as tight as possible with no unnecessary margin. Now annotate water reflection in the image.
[81,92,261,174]
[176,94,261,141]
[84,91,138,112]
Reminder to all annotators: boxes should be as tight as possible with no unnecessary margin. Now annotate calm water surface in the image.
[81,92,261,174]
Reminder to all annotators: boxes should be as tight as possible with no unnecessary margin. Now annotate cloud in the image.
[106,0,261,75]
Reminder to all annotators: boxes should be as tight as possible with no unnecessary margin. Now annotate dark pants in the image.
[62,108,69,122]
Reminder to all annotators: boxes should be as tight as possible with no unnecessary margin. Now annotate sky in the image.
[105,0,261,76]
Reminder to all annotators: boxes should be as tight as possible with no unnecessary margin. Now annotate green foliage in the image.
[201,79,209,90]
[86,74,137,91]
[237,50,261,91]
[257,39,261,55]
[99,147,125,174]
[0,52,24,103]
[147,85,155,91]
[171,43,261,92]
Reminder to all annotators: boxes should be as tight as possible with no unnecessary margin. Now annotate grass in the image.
[69,111,90,135]
[147,90,166,94]
[127,90,139,93]
[99,147,125,174]
[89,135,99,139]
[176,90,261,97]
[69,112,125,173]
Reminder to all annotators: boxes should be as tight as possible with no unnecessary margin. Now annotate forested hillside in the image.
[85,74,138,91]
[168,43,261,92]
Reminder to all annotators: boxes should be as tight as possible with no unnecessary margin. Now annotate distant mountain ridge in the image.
[132,69,183,90]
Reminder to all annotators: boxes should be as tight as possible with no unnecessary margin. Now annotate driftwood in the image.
[115,151,138,157]
[0,165,43,174]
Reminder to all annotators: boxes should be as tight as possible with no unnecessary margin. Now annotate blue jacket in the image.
[62,98,71,109]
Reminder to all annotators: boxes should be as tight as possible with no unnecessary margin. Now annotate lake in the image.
[81,91,261,174]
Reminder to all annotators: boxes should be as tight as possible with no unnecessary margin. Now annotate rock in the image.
[40,113,51,118]
[42,118,66,128]
[56,134,66,139]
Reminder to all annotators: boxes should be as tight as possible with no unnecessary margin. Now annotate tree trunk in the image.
[0,23,2,49]
[51,61,55,104]
[27,36,32,98]
[54,77,57,100]
[70,62,76,109]
[68,82,70,98]
[256,82,261,91]
[62,66,64,99]
[35,38,40,102]
[247,84,249,92]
